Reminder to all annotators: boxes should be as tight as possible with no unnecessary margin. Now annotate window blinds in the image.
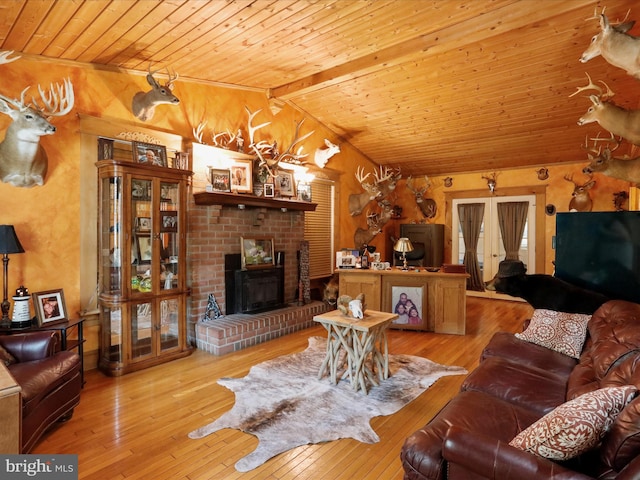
[304,179,334,279]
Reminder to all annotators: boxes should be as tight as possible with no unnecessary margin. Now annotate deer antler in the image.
[569,73,615,99]
[589,131,622,154]
[0,50,20,65]
[245,107,271,146]
[31,78,74,118]
[193,120,206,144]
[406,175,430,195]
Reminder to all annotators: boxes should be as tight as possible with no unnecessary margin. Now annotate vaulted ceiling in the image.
[1,0,639,176]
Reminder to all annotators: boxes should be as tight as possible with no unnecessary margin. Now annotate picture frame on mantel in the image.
[230,159,253,193]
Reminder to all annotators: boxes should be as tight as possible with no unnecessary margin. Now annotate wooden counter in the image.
[337,268,468,334]
[0,364,21,453]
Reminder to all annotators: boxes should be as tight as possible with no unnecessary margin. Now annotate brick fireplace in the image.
[187,198,322,349]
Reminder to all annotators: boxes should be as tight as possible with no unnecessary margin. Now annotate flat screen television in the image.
[555,211,640,304]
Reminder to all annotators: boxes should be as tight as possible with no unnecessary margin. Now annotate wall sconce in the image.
[238,204,246,210]
[393,237,414,271]
[0,225,25,328]
[280,207,288,213]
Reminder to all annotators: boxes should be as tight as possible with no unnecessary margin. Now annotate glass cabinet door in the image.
[130,301,153,361]
[159,181,180,291]
[159,297,180,352]
[100,176,122,295]
[131,177,154,295]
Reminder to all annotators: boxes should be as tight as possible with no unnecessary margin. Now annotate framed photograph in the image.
[275,171,295,197]
[230,159,253,193]
[209,168,231,192]
[382,282,427,331]
[131,179,150,199]
[136,235,153,264]
[33,289,67,326]
[263,182,275,198]
[241,237,275,269]
[160,211,178,232]
[297,183,311,202]
[132,141,167,167]
[136,217,151,232]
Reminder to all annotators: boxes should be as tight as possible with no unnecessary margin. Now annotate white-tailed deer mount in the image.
[348,165,401,216]
[245,107,314,177]
[353,201,392,248]
[0,50,20,65]
[406,175,437,219]
[570,73,640,145]
[580,7,640,78]
[0,78,74,187]
[564,173,596,212]
[481,172,498,193]
[314,139,340,168]
[582,134,640,185]
[131,65,179,122]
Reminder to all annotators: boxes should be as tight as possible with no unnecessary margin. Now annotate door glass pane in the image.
[160,298,179,351]
[160,182,179,291]
[131,178,153,294]
[101,176,122,294]
[102,306,122,363]
[131,302,152,359]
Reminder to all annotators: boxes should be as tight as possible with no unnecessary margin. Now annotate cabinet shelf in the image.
[194,191,317,211]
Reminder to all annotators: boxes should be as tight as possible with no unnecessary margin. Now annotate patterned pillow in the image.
[0,344,16,367]
[515,309,591,359]
[509,386,637,460]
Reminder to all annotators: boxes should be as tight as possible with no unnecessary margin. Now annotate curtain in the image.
[497,202,529,261]
[458,203,485,291]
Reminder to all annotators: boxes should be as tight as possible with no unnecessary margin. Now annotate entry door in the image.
[452,195,536,299]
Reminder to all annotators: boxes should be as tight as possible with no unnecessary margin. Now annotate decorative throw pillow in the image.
[0,344,16,367]
[509,385,637,460]
[515,309,591,359]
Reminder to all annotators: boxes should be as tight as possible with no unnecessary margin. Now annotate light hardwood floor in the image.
[33,297,533,480]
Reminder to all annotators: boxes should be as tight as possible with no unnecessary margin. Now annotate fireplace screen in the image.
[241,237,275,269]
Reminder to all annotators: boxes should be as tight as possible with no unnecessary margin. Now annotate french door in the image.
[452,195,536,299]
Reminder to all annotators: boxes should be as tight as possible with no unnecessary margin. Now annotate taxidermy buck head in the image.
[570,73,640,146]
[580,7,640,78]
[564,173,595,212]
[131,64,179,122]
[0,78,74,187]
[581,134,640,186]
[407,175,437,218]
[314,139,340,168]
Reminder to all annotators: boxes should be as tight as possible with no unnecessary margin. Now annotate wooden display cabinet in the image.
[97,158,193,376]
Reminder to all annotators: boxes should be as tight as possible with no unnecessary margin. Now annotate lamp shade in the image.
[393,237,414,253]
[0,225,25,254]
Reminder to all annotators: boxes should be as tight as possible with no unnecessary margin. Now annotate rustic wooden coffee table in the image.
[313,309,398,394]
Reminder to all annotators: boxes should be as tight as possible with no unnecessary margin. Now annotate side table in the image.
[313,309,398,394]
[0,318,86,386]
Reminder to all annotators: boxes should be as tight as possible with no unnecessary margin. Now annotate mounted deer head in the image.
[407,175,437,218]
[131,64,179,122]
[570,73,640,145]
[481,172,498,193]
[353,201,392,248]
[564,173,595,212]
[580,7,640,78]
[582,133,640,185]
[0,78,74,187]
[348,165,401,216]
[314,139,340,168]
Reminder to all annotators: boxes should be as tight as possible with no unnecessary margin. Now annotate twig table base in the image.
[314,309,398,394]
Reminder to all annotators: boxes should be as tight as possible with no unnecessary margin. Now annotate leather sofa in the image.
[0,331,82,452]
[401,300,640,480]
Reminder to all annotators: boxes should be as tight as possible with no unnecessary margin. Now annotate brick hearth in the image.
[196,301,330,356]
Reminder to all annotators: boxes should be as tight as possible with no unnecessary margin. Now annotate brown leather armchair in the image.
[0,331,81,452]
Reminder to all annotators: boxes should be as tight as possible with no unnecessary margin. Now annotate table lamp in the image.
[0,225,25,328]
[394,237,414,271]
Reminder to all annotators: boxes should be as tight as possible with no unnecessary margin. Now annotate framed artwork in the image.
[241,237,275,269]
[136,217,151,232]
[136,235,152,264]
[297,183,311,201]
[230,159,253,193]
[160,211,178,232]
[263,183,275,198]
[209,168,231,192]
[382,280,427,330]
[33,289,67,326]
[132,141,167,167]
[275,171,295,197]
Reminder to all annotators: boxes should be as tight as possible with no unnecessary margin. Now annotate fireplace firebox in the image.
[225,253,285,314]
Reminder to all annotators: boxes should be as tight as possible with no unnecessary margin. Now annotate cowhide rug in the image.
[188,336,466,472]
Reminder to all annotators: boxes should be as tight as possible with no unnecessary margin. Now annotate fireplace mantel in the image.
[194,191,317,212]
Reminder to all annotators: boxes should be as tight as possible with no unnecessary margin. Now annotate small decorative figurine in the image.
[337,293,366,319]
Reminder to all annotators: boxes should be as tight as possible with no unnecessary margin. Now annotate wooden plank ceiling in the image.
[1,0,638,176]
